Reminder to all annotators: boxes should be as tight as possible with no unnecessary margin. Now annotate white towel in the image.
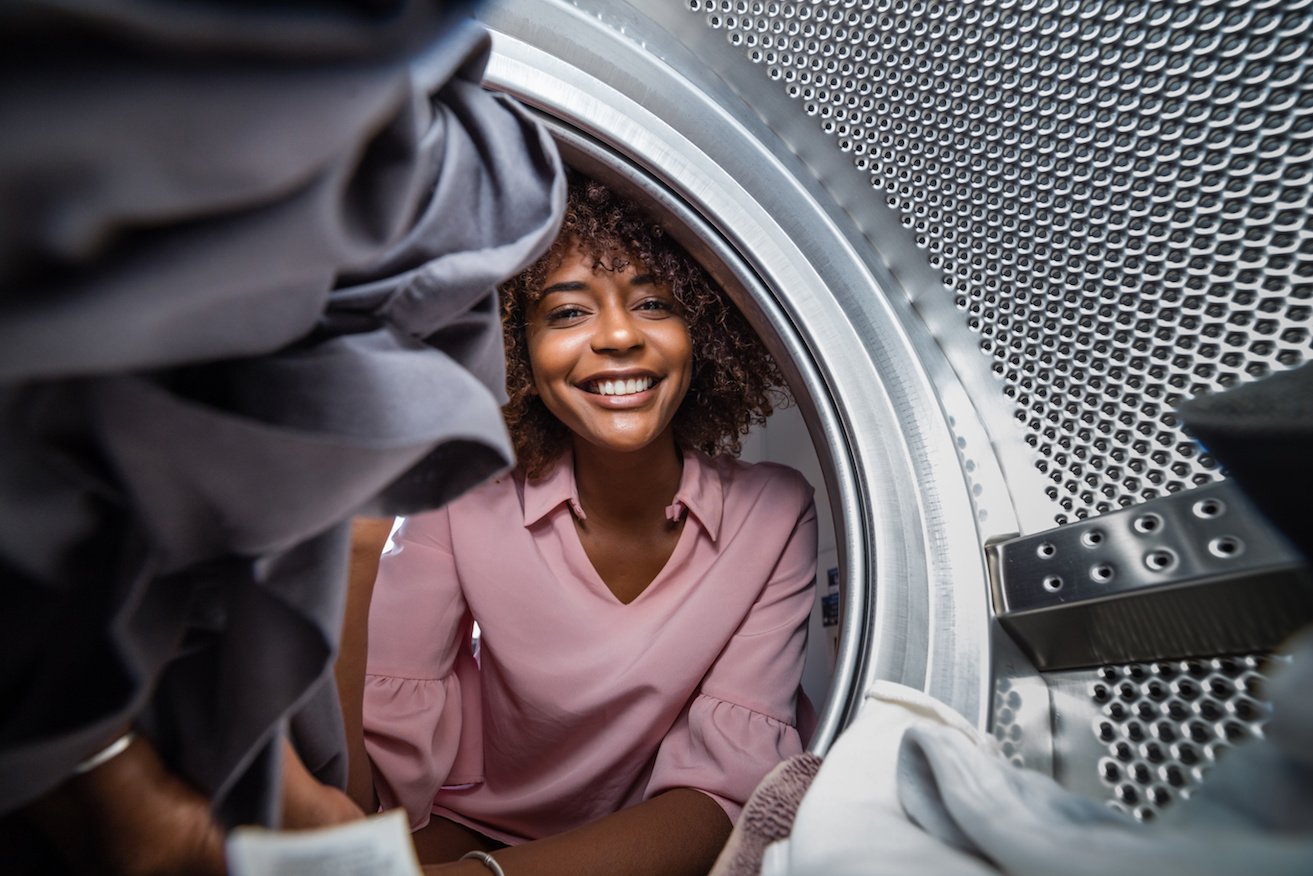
[762,681,998,876]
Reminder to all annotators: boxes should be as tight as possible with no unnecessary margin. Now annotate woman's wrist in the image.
[460,850,506,875]
[26,730,226,876]
[73,730,138,775]
[420,859,495,875]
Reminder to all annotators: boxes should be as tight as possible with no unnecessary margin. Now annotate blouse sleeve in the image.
[645,484,818,823]
[362,508,482,830]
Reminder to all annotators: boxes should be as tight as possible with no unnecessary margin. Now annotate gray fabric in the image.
[0,0,565,827]
[1175,361,1313,561]
[895,629,1313,876]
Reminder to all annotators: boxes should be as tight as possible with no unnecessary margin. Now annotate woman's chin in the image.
[575,428,676,459]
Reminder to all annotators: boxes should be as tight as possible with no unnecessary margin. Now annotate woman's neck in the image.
[571,432,683,527]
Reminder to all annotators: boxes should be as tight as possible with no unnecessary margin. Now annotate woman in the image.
[359,175,817,875]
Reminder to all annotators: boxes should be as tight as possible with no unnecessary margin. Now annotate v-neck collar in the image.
[521,448,724,542]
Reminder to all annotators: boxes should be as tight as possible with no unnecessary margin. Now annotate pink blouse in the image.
[362,449,817,844]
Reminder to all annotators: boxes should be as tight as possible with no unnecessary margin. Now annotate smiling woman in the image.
[354,174,818,876]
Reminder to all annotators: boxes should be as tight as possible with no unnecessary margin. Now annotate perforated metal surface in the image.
[990,675,1030,768]
[1088,654,1279,821]
[992,480,1313,670]
[692,0,1313,525]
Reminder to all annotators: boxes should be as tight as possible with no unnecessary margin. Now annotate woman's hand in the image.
[279,735,366,829]
[413,789,730,876]
[24,733,226,876]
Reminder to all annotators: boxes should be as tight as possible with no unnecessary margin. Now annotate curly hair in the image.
[500,173,789,478]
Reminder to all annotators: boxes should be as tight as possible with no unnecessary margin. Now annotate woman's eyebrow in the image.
[540,280,588,295]
[629,273,656,287]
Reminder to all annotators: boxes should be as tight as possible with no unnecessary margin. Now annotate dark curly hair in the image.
[500,174,789,478]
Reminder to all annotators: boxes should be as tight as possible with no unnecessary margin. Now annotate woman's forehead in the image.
[559,237,643,272]
[535,244,651,291]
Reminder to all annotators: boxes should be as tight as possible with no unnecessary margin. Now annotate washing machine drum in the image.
[477,0,1313,818]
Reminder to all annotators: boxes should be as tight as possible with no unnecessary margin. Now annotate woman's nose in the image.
[591,304,643,352]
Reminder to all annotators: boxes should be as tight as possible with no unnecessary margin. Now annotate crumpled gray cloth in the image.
[1173,362,1313,561]
[0,0,564,827]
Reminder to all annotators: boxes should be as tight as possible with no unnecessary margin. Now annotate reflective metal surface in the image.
[1048,653,1285,821]
[698,0,1313,526]
[993,480,1313,669]
[474,0,1313,813]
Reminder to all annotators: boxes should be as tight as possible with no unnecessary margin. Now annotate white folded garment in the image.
[766,629,1313,875]
[762,680,998,876]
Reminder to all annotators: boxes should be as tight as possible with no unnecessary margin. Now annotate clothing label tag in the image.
[227,810,423,876]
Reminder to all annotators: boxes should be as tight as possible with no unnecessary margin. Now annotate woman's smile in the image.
[581,374,660,398]
[577,372,666,412]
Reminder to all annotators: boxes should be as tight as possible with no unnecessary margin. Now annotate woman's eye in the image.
[636,298,674,313]
[545,305,587,323]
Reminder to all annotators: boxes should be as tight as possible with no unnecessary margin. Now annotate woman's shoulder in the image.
[396,468,527,552]
[408,466,524,525]
[449,466,525,512]
[703,452,814,507]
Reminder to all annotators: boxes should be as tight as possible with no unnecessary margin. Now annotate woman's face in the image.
[525,243,693,457]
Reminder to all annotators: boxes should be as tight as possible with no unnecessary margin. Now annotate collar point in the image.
[569,497,587,521]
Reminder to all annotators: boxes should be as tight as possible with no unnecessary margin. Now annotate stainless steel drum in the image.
[474,0,1313,820]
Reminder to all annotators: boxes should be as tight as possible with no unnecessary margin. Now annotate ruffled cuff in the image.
[646,692,804,824]
[363,668,482,830]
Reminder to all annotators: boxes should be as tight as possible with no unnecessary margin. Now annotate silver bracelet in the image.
[460,850,506,876]
[73,731,137,775]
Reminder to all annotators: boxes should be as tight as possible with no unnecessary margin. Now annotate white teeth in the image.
[594,377,653,396]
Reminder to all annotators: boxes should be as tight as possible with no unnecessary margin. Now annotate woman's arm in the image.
[355,508,480,827]
[279,735,365,829]
[645,487,819,817]
[22,732,227,876]
[421,788,731,876]
[336,516,396,813]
